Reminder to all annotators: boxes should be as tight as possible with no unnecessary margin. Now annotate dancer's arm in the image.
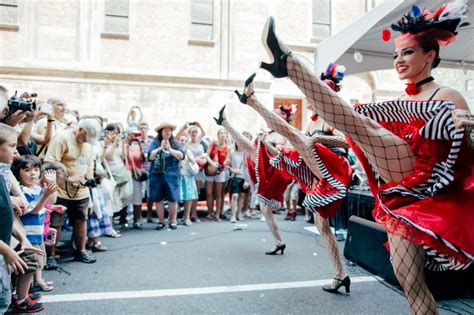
[285,54,416,182]
[222,120,255,154]
[236,77,323,178]
[261,136,280,156]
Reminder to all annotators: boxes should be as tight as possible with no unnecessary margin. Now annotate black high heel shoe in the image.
[322,276,351,294]
[213,105,226,125]
[265,243,286,255]
[260,17,291,78]
[234,73,256,104]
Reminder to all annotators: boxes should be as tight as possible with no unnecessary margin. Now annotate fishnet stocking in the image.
[314,212,345,280]
[222,120,256,156]
[260,203,284,245]
[222,119,284,245]
[388,234,438,315]
[286,54,416,183]
[243,84,323,179]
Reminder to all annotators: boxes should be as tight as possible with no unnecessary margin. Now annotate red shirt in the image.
[210,143,228,166]
[128,142,143,170]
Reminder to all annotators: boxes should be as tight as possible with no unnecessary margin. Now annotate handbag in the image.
[132,167,149,182]
[184,150,200,176]
[111,167,130,186]
[205,162,221,176]
[152,151,166,174]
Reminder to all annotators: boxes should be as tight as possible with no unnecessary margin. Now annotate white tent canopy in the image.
[315,0,474,75]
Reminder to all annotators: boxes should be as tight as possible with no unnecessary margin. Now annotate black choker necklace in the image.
[416,76,434,86]
[405,76,434,96]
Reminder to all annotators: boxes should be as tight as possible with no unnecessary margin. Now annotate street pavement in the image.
[40,213,474,314]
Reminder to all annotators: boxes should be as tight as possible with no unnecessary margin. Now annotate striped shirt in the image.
[20,185,46,245]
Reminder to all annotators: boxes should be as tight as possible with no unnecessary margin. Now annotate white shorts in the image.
[205,171,226,183]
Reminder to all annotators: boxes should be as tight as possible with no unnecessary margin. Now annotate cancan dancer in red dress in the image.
[252,1,473,313]
[235,65,353,294]
[214,105,291,255]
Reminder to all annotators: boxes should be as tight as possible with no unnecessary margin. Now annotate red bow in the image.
[405,82,420,96]
[311,114,318,121]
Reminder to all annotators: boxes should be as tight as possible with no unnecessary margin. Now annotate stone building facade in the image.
[0,0,471,136]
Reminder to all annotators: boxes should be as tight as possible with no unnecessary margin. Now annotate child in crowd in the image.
[11,155,58,292]
[0,123,46,313]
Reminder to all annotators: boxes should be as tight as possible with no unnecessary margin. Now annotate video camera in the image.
[7,91,37,115]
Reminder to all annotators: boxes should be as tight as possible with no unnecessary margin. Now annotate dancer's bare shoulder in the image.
[436,87,470,111]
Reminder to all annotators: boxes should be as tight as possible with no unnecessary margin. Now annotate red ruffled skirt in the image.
[348,119,474,269]
[245,141,290,208]
[271,143,352,219]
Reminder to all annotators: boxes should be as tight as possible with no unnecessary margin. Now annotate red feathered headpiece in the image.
[385,0,469,47]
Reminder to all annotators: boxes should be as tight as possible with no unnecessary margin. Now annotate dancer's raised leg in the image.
[259,17,415,183]
[215,105,256,155]
[235,76,323,179]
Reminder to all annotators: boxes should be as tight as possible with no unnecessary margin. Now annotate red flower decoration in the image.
[311,114,318,121]
[382,29,391,42]
[405,82,419,96]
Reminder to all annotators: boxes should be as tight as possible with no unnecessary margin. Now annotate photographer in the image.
[0,87,28,128]
[35,97,70,159]
[17,102,55,156]
[43,118,101,264]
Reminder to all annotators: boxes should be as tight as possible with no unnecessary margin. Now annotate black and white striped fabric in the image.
[270,151,315,191]
[270,144,347,213]
[355,100,471,270]
[303,145,348,213]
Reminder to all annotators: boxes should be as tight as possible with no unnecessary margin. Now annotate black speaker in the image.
[344,215,398,284]
[344,215,474,300]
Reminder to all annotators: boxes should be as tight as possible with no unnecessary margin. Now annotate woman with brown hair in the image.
[204,129,229,221]
[246,5,473,313]
[148,123,184,230]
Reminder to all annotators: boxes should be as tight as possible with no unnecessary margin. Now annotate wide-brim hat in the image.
[155,122,176,133]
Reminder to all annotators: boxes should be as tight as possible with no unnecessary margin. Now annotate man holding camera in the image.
[35,97,71,159]
[44,118,101,264]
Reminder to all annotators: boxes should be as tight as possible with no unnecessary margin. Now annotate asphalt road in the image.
[39,214,474,315]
